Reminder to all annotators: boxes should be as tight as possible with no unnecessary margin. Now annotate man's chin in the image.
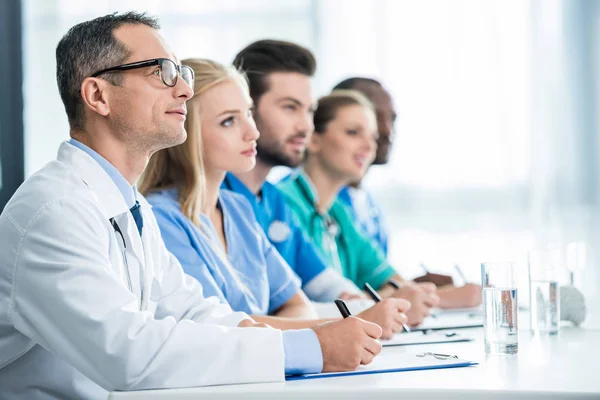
[154,128,187,152]
[373,153,390,165]
[373,142,392,165]
[257,147,305,168]
[285,153,305,168]
[175,129,187,145]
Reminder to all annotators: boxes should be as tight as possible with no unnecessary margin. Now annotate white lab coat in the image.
[0,142,285,400]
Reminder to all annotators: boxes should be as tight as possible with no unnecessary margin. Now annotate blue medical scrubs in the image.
[222,173,328,287]
[338,186,389,256]
[147,188,301,315]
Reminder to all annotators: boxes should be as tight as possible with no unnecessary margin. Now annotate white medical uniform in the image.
[0,142,285,399]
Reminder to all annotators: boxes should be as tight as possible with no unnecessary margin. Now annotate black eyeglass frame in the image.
[90,58,194,88]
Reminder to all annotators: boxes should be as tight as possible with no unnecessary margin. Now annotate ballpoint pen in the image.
[388,280,402,289]
[363,282,411,332]
[334,299,351,318]
[454,264,468,284]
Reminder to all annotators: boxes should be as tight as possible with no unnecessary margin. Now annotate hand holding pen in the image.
[387,280,439,326]
[348,283,411,339]
[311,300,383,372]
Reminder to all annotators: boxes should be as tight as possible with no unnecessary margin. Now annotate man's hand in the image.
[312,317,382,372]
[415,281,437,293]
[390,284,439,326]
[357,298,411,339]
[237,319,270,328]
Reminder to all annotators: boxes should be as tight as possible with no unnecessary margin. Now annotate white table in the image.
[108,325,600,399]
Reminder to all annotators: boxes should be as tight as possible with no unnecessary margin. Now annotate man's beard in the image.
[112,111,186,154]
[256,138,305,168]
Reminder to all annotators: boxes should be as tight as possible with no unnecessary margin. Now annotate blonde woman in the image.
[140,59,409,341]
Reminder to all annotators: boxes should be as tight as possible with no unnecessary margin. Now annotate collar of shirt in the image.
[293,170,322,211]
[286,171,355,240]
[68,138,137,209]
[222,173,257,204]
[337,185,353,207]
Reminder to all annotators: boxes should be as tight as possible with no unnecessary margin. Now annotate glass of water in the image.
[528,249,560,335]
[481,262,518,355]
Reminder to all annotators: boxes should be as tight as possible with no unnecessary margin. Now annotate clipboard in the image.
[382,330,473,347]
[286,353,477,381]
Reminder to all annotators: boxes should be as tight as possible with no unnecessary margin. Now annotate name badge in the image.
[268,220,291,243]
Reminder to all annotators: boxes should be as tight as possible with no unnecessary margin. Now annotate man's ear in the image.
[80,77,111,117]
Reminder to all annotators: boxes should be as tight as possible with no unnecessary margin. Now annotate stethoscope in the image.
[110,217,126,248]
[295,176,345,273]
[109,217,134,294]
[80,173,136,298]
[295,175,340,238]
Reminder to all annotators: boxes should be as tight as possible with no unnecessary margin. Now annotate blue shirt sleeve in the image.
[282,329,323,375]
[151,204,229,304]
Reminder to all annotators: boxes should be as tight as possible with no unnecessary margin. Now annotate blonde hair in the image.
[313,89,375,135]
[139,59,249,226]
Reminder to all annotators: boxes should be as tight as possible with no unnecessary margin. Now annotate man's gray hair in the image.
[56,12,160,130]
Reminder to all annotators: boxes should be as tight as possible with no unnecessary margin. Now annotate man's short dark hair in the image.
[56,12,160,130]
[333,77,382,91]
[232,39,316,105]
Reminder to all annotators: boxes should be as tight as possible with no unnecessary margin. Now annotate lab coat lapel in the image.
[137,195,155,310]
[57,142,129,219]
[58,141,146,302]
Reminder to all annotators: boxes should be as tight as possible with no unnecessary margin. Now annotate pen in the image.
[363,282,383,302]
[420,263,430,274]
[363,283,411,333]
[334,299,352,318]
[388,279,402,289]
[454,264,468,284]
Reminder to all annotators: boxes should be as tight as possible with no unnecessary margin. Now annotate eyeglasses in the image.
[90,58,194,89]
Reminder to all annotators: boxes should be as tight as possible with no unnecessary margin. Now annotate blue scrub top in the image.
[222,173,328,286]
[147,188,301,315]
[338,186,389,256]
